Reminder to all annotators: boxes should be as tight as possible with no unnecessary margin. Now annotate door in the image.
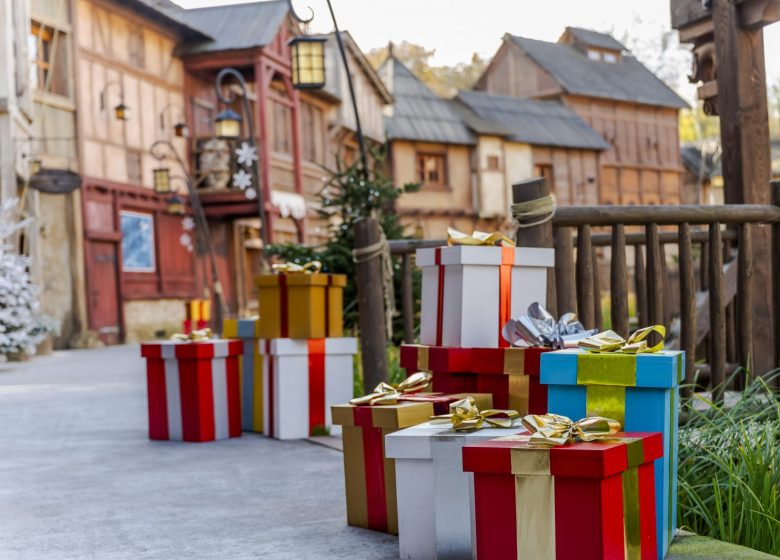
[87,241,121,345]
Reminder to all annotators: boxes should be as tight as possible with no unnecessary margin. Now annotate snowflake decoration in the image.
[181,216,195,231]
[245,187,257,200]
[180,233,193,252]
[235,142,258,167]
[232,169,253,190]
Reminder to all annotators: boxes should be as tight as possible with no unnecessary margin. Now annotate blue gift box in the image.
[540,348,684,560]
[223,318,264,432]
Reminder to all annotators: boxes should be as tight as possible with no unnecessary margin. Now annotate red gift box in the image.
[400,344,551,413]
[463,431,662,560]
[140,339,243,442]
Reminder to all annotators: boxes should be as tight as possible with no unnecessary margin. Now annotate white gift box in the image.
[385,421,524,560]
[260,337,357,440]
[417,245,554,348]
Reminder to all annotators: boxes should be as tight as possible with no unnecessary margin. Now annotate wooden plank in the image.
[679,223,696,398]
[401,253,414,344]
[645,224,664,327]
[660,241,672,329]
[772,181,780,380]
[709,223,726,398]
[634,245,648,328]
[737,223,753,373]
[576,224,595,329]
[694,258,738,346]
[552,204,780,226]
[592,243,602,331]
[610,224,629,338]
[583,228,737,247]
[554,227,577,316]
[671,0,711,31]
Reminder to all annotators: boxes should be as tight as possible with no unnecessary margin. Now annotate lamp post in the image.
[150,139,225,334]
[213,69,268,269]
[287,0,369,178]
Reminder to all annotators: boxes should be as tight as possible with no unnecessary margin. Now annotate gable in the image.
[475,39,563,99]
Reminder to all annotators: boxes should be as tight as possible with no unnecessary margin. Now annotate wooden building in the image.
[475,27,689,205]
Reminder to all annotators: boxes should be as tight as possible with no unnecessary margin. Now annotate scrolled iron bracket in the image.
[286,0,314,23]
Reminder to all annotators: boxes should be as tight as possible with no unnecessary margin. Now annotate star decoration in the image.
[235,142,258,167]
[181,217,195,231]
[245,187,257,200]
[232,169,253,190]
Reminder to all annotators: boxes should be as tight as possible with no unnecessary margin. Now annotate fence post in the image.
[772,181,780,382]
[512,177,556,315]
[354,217,388,393]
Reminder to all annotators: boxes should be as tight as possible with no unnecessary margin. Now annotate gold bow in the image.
[521,413,621,447]
[447,227,515,247]
[271,260,323,274]
[171,328,213,342]
[349,372,432,406]
[430,396,520,431]
[577,325,666,354]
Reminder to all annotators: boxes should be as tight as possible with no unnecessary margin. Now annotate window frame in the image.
[415,152,448,189]
[120,210,156,273]
[29,20,70,98]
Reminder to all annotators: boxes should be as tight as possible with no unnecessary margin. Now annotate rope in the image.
[352,228,395,338]
[511,194,556,233]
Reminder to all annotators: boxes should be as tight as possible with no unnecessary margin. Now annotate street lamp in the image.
[153,167,171,194]
[214,108,242,139]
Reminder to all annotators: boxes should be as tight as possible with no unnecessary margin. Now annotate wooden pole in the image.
[709,223,726,400]
[611,224,629,338]
[679,223,696,397]
[554,227,577,315]
[772,180,780,382]
[354,217,388,393]
[401,253,414,344]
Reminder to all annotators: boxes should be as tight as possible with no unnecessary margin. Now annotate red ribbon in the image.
[353,406,388,531]
[307,338,326,435]
[435,247,445,346]
[498,246,515,348]
[279,275,289,338]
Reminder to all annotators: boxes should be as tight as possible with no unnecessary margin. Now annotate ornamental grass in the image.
[677,371,780,556]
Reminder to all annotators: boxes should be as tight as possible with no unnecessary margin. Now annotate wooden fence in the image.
[371,180,780,397]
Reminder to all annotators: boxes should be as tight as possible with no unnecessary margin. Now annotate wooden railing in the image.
[378,180,780,397]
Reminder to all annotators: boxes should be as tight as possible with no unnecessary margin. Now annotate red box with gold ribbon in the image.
[331,392,493,534]
[182,299,210,334]
[462,431,662,560]
[400,344,552,413]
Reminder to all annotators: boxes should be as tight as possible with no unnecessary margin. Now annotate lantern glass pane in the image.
[216,118,241,139]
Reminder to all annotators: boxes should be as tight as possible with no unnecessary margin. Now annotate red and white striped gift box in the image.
[140,339,243,442]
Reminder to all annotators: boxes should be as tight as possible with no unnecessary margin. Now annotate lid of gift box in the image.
[462,431,662,478]
[398,392,493,411]
[400,344,549,376]
[140,339,244,359]
[255,274,344,287]
[267,337,358,356]
[385,420,526,460]
[331,401,434,429]
[223,318,260,339]
[416,245,554,268]
[540,349,684,388]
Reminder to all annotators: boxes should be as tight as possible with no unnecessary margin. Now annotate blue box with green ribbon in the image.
[540,348,683,560]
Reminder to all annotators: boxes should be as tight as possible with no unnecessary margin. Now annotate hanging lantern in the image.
[215,108,242,139]
[114,102,130,121]
[289,36,326,90]
[153,167,171,194]
[29,159,42,176]
[174,122,189,138]
[166,193,186,215]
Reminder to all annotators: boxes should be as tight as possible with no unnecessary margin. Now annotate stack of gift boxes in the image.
[332,236,683,560]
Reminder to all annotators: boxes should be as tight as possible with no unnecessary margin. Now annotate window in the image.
[128,26,145,68]
[301,102,324,164]
[127,150,142,185]
[120,211,156,272]
[603,52,618,63]
[486,155,501,171]
[587,49,601,61]
[272,101,292,154]
[28,21,69,97]
[416,153,447,187]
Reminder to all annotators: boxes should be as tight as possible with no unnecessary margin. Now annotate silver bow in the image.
[502,302,598,349]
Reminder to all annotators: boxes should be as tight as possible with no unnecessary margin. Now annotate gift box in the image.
[263,337,357,439]
[463,431,663,560]
[417,245,554,348]
[223,318,264,432]
[400,344,551,413]
[140,339,243,442]
[541,349,683,558]
[183,299,210,334]
[254,273,346,339]
[385,421,522,560]
[331,393,492,534]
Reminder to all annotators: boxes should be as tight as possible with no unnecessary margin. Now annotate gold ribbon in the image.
[430,396,520,431]
[447,227,515,247]
[349,371,432,406]
[271,260,323,274]
[170,328,213,342]
[521,413,621,447]
[577,325,666,354]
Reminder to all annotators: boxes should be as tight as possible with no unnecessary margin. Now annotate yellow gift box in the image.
[254,273,346,339]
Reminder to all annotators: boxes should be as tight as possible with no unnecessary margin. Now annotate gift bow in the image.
[349,372,432,406]
[578,325,666,354]
[521,413,621,447]
[430,396,520,431]
[447,227,515,248]
[502,302,597,348]
[271,260,323,274]
[170,328,213,342]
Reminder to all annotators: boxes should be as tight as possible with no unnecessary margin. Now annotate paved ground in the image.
[0,345,397,560]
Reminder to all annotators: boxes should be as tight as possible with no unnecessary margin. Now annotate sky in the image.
[175,0,780,105]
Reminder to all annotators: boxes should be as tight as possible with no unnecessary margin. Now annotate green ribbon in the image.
[430,396,519,431]
[578,325,666,354]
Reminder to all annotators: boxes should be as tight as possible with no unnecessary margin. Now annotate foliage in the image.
[677,372,780,556]
[265,155,419,339]
[679,104,721,143]
[366,41,488,97]
[0,199,59,356]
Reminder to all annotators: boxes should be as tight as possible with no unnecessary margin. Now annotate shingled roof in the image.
[455,91,609,151]
[125,0,211,40]
[379,57,475,145]
[506,33,688,109]
[562,26,626,51]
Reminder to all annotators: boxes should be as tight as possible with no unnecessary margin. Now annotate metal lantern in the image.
[153,167,171,194]
[166,193,185,215]
[114,102,130,121]
[289,36,327,90]
[215,108,242,139]
[174,122,189,138]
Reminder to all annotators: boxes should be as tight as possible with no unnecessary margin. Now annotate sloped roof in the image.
[178,1,288,55]
[126,0,211,40]
[562,27,626,51]
[379,57,475,145]
[507,34,689,109]
[455,91,609,150]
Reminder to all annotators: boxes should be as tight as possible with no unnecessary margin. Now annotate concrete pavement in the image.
[0,345,398,560]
